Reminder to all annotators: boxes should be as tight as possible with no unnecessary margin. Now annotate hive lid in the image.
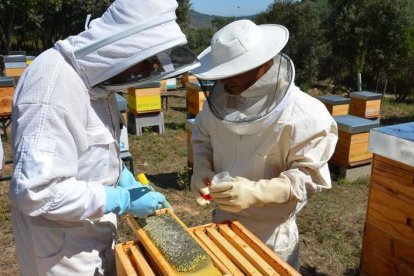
[130,81,160,89]
[349,91,382,100]
[0,77,15,87]
[317,95,350,105]
[334,115,380,133]
[369,122,414,167]
[4,54,26,63]
[4,62,27,68]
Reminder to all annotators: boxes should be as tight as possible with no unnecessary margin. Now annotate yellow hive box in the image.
[181,73,198,88]
[186,82,206,116]
[117,209,300,276]
[128,83,161,114]
[0,78,15,115]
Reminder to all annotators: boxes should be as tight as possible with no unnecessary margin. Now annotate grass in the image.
[0,88,412,275]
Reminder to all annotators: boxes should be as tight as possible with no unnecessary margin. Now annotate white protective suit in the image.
[9,1,193,275]
[191,57,338,269]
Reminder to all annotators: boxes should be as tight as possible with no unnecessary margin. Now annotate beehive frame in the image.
[121,209,300,276]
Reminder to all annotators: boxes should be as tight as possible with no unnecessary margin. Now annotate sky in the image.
[190,0,275,17]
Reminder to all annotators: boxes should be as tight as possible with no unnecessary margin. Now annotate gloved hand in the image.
[104,186,166,218]
[118,166,142,189]
[210,176,292,213]
[190,168,215,206]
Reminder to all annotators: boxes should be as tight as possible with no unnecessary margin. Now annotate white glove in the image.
[210,176,292,213]
[191,168,216,206]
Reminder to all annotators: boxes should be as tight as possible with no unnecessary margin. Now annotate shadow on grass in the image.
[147,171,190,191]
[164,121,185,130]
[300,265,328,275]
[380,115,414,126]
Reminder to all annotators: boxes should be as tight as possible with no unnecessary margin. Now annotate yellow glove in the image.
[210,176,292,213]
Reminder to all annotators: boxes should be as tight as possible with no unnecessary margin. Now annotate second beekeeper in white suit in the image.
[9,0,199,275]
[190,20,338,270]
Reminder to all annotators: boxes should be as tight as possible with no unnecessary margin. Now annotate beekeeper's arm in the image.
[190,114,216,206]
[211,120,338,213]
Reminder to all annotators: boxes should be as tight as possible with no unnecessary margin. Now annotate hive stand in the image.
[127,112,164,135]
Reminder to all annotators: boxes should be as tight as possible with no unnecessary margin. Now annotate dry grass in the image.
[0,88,411,275]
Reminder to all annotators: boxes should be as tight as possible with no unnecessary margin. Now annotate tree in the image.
[176,0,191,36]
[256,0,327,85]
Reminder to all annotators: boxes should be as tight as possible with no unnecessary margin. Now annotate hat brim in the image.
[192,24,289,80]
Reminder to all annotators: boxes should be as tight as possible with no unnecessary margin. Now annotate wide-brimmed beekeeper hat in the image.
[192,19,289,80]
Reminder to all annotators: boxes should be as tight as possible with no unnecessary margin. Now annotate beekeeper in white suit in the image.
[190,20,338,270]
[9,0,199,275]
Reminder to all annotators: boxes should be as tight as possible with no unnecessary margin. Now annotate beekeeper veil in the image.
[55,0,199,91]
[192,20,294,135]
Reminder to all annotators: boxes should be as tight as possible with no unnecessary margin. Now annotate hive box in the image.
[127,83,161,114]
[181,73,198,88]
[361,122,414,275]
[186,82,206,116]
[317,95,350,116]
[185,118,195,166]
[330,115,380,167]
[117,209,300,276]
[349,91,382,119]
[0,77,15,114]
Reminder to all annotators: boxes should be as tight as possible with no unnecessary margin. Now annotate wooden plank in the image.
[115,242,138,276]
[218,224,278,275]
[129,243,156,276]
[229,221,301,276]
[193,229,239,275]
[206,226,261,275]
[366,186,414,245]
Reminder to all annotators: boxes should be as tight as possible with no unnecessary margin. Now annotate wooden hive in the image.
[3,55,27,77]
[127,82,161,114]
[186,82,206,116]
[185,118,195,166]
[349,91,382,119]
[181,73,198,88]
[317,95,350,116]
[118,209,300,276]
[330,115,380,167]
[0,77,15,115]
[361,122,414,275]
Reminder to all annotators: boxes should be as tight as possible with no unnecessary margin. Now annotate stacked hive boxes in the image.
[127,83,164,135]
[317,91,383,170]
[361,122,414,274]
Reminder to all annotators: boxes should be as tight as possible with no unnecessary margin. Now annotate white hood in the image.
[54,0,188,89]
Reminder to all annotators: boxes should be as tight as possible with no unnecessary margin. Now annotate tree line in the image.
[1,0,413,101]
